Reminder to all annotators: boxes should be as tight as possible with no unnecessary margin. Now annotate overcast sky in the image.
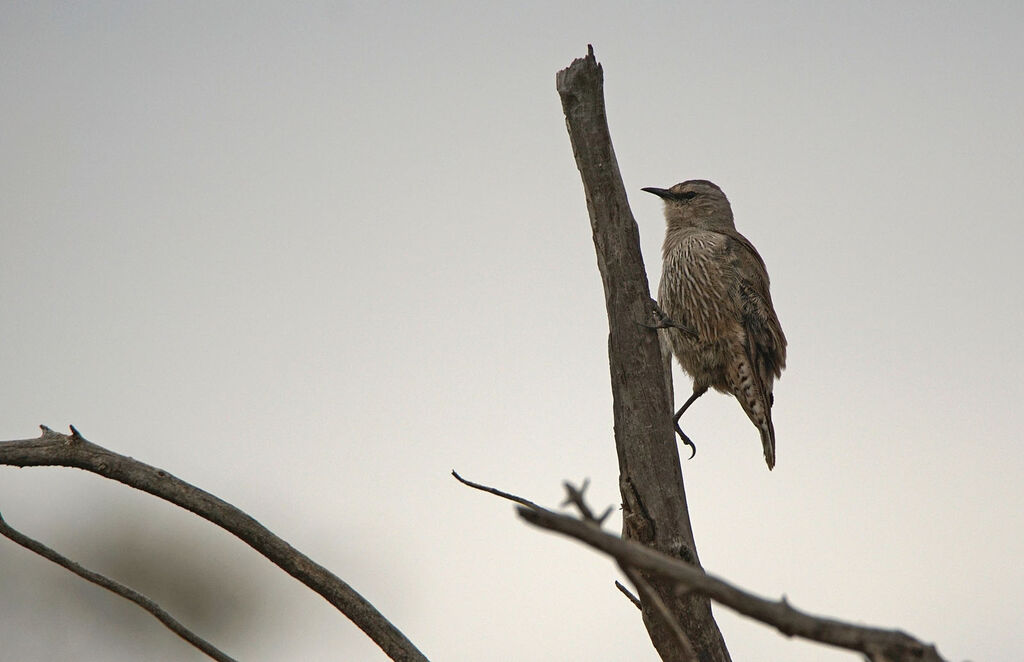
[2,3,1022,661]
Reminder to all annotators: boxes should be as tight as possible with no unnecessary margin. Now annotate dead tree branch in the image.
[0,510,237,662]
[517,503,947,662]
[0,426,428,662]
[556,44,729,661]
[455,469,946,661]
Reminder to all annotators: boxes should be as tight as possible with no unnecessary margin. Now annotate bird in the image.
[642,180,786,469]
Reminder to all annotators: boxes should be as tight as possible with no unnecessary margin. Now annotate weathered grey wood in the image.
[0,426,429,662]
[556,46,731,662]
[517,505,947,662]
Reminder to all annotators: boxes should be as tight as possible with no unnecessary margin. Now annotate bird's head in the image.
[642,179,735,231]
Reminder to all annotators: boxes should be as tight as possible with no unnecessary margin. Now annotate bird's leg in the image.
[639,299,698,339]
[673,386,708,459]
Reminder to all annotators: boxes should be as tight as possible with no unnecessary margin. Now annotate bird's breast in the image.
[660,232,734,343]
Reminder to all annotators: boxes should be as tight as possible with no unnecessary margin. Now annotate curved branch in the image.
[0,511,236,662]
[517,504,946,662]
[0,426,428,662]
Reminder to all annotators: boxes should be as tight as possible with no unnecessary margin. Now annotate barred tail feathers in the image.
[730,354,776,470]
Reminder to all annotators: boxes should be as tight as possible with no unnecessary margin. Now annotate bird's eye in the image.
[674,191,698,201]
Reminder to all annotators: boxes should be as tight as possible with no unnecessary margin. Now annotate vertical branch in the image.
[556,46,731,662]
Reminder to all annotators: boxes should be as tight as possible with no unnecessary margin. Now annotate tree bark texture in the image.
[556,46,731,662]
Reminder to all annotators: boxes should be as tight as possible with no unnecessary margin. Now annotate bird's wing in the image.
[721,230,787,380]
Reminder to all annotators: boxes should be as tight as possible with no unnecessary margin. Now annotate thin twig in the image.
[560,480,613,526]
[615,580,642,610]
[0,511,236,662]
[451,470,542,510]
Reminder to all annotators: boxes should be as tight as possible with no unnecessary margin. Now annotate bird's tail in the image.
[758,413,776,471]
[732,358,777,470]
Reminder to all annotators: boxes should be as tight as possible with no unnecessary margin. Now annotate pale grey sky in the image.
[2,3,1022,661]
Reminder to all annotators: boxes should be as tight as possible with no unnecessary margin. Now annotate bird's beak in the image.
[641,187,671,199]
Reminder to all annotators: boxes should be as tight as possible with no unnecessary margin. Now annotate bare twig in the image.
[517,505,946,662]
[560,480,613,526]
[0,511,236,662]
[450,470,541,510]
[0,426,428,662]
[615,580,642,610]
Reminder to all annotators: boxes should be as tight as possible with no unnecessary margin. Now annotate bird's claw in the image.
[674,421,698,460]
[639,300,698,339]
